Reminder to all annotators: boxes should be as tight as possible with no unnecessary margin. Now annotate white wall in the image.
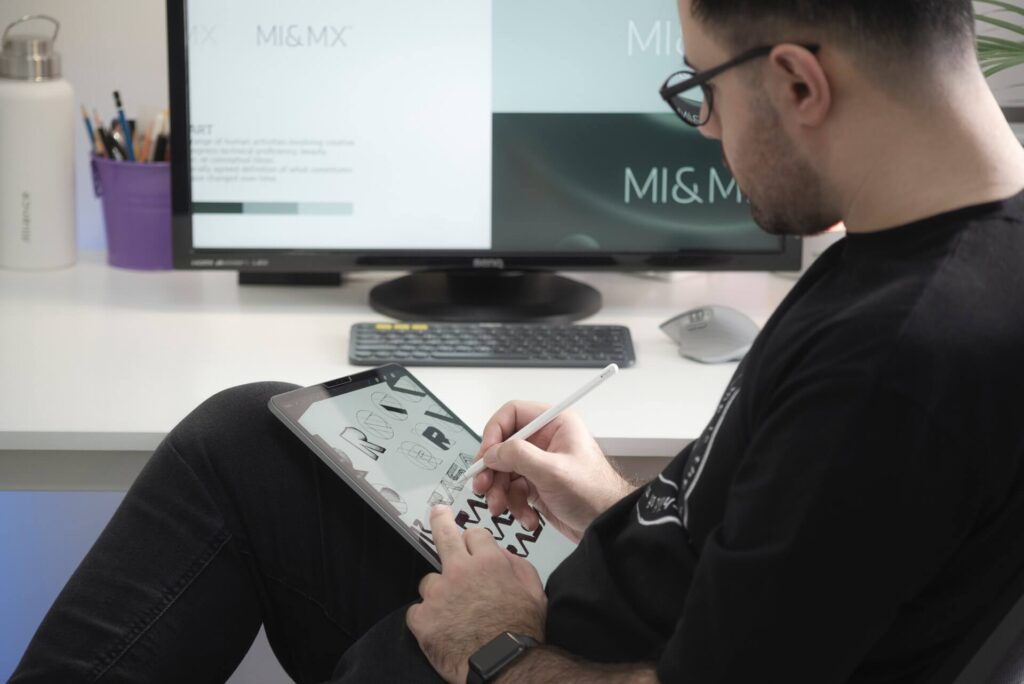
[1,1,168,251]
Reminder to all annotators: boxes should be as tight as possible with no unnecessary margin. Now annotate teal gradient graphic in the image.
[492,113,778,252]
[494,0,685,113]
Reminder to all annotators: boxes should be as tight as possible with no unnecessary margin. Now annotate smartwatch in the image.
[467,631,538,684]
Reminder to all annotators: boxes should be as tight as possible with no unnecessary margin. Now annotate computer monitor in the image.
[168,0,800,322]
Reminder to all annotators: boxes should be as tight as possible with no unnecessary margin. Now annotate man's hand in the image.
[473,401,635,542]
[406,505,547,684]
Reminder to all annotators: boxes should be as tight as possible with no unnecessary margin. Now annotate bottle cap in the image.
[0,15,62,81]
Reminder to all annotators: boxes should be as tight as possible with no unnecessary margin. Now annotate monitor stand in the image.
[368,270,601,323]
[238,272,342,286]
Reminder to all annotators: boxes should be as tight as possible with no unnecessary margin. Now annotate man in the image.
[12,0,1024,682]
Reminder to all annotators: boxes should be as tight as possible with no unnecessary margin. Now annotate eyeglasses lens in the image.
[665,72,708,126]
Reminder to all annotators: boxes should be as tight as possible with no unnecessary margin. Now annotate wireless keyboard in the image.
[349,322,636,368]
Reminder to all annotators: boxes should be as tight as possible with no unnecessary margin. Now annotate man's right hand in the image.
[471,401,635,543]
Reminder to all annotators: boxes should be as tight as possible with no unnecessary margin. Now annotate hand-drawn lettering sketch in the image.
[411,517,437,557]
[372,484,408,514]
[372,392,408,421]
[327,445,369,481]
[297,369,575,583]
[505,525,544,558]
[398,441,442,470]
[454,496,498,537]
[340,426,386,461]
[357,410,394,440]
[446,462,466,481]
[417,422,452,451]
[427,468,467,507]
[425,403,464,433]
[452,494,547,558]
[387,372,426,402]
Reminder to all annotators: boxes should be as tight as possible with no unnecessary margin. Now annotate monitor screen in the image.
[168,0,799,319]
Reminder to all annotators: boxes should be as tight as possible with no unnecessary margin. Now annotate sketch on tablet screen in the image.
[291,366,577,582]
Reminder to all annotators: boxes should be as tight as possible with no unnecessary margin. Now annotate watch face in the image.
[469,632,530,681]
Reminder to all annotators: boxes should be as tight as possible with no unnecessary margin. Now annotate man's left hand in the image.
[406,504,547,684]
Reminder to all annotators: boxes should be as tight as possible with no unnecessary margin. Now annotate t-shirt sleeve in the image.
[656,368,978,683]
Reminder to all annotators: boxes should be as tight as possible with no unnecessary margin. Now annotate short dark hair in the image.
[690,0,976,61]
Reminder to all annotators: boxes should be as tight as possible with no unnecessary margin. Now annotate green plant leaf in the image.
[978,39,1024,63]
[979,48,1024,61]
[973,5,1024,81]
[977,14,1024,38]
[975,0,1024,17]
[978,35,1024,51]
[983,55,1024,77]
[981,60,1024,72]
[979,50,1024,62]
[980,49,1024,61]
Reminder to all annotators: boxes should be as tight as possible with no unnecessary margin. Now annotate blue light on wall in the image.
[0,491,124,680]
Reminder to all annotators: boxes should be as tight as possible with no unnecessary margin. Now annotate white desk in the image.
[0,254,794,488]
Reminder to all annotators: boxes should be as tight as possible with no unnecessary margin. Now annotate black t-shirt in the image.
[544,194,1024,683]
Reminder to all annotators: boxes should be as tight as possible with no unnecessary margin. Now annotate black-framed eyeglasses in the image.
[660,44,820,127]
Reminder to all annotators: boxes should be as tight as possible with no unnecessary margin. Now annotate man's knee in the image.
[195,381,300,427]
[163,381,303,476]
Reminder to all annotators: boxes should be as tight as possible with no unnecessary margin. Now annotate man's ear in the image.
[765,45,831,127]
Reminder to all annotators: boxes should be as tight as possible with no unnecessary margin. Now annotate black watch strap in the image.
[467,631,538,684]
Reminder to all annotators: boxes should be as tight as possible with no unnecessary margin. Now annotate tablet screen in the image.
[276,365,575,582]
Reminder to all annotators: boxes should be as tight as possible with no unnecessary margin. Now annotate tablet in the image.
[268,364,576,584]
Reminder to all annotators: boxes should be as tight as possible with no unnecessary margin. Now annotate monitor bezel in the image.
[167,0,801,274]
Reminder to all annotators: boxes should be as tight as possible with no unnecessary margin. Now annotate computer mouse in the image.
[659,305,760,364]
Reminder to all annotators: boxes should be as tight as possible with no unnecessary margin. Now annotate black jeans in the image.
[10,382,443,683]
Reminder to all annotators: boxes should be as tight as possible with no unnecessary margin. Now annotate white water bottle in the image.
[0,15,75,270]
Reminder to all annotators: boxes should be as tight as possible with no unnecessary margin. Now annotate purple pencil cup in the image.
[91,157,173,270]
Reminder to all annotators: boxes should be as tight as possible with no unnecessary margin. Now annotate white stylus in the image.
[458,363,620,485]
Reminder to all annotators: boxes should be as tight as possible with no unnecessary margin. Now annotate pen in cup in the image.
[80,105,96,154]
[459,363,620,486]
[113,91,136,161]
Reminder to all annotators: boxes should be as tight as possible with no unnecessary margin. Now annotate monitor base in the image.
[238,272,343,286]
[369,270,601,323]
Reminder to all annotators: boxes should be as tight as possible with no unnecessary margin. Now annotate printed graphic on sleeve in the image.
[679,376,741,527]
[636,367,744,530]
[636,475,683,527]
